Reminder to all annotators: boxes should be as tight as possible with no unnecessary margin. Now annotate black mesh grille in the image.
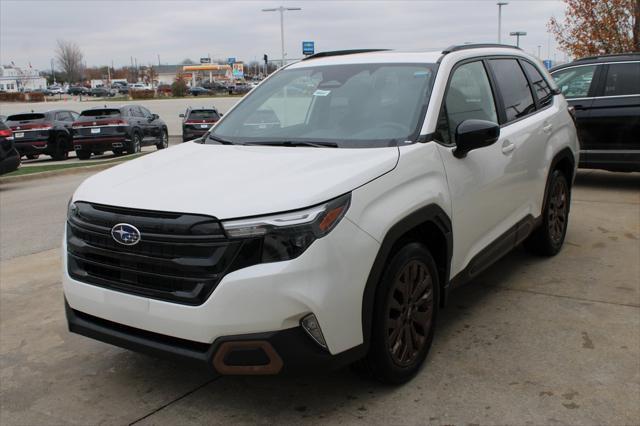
[67,202,248,305]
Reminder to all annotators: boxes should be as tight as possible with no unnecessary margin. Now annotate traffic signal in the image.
[263,54,268,63]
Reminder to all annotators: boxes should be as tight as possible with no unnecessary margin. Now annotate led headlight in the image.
[222,193,351,262]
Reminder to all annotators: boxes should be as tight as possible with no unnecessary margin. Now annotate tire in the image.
[156,129,168,150]
[127,132,142,155]
[524,169,570,256]
[26,154,40,160]
[359,242,439,384]
[51,133,70,161]
[76,150,91,160]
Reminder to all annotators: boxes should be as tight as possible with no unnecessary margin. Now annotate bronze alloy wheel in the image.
[548,177,568,245]
[386,260,435,367]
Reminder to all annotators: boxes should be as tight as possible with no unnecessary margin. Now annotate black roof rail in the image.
[575,52,640,62]
[302,49,390,61]
[442,43,521,54]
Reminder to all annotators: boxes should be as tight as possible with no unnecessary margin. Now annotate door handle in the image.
[543,123,553,134]
[501,141,515,155]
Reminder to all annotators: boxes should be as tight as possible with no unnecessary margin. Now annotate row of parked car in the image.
[0,104,225,174]
[46,82,151,97]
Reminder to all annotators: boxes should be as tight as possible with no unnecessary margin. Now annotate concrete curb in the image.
[0,161,125,184]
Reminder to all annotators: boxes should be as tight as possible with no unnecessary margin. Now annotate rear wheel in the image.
[360,243,439,384]
[156,129,168,150]
[76,150,91,160]
[525,169,570,256]
[127,132,142,155]
[51,133,70,161]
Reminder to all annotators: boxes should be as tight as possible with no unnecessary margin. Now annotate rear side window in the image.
[603,62,640,96]
[551,65,596,99]
[488,59,536,123]
[435,61,498,145]
[521,61,553,108]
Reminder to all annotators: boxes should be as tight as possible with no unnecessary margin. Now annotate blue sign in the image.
[227,57,236,64]
[543,59,553,70]
[302,41,315,56]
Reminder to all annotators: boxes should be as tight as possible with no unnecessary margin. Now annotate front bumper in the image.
[62,216,379,365]
[65,302,365,374]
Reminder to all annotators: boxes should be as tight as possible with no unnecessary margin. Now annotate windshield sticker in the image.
[313,89,331,97]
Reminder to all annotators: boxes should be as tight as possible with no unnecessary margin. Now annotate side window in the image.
[551,65,596,99]
[488,59,536,122]
[521,61,553,108]
[603,62,640,96]
[131,107,144,118]
[139,106,152,117]
[435,61,498,145]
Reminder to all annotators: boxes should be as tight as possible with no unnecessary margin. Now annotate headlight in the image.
[222,193,351,262]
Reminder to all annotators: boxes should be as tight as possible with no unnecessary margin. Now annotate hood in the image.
[73,142,398,219]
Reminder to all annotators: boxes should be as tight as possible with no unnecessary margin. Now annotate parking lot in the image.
[0,169,638,425]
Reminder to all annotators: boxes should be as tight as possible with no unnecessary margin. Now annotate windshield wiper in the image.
[206,133,238,145]
[246,141,339,148]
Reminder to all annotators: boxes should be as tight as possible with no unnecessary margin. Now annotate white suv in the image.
[63,45,578,384]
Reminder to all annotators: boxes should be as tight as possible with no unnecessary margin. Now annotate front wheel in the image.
[525,169,570,256]
[360,243,439,384]
[156,130,168,150]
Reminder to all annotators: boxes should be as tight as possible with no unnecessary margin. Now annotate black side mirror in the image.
[179,113,185,118]
[454,119,500,158]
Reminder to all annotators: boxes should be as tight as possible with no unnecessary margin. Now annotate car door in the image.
[586,61,640,155]
[434,59,518,277]
[550,64,600,161]
[129,106,148,140]
[139,106,160,140]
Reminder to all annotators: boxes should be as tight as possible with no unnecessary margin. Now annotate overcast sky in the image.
[1,0,568,70]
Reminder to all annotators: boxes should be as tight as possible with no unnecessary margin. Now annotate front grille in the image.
[67,202,252,305]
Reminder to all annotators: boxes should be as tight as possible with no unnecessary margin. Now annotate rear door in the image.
[139,106,160,139]
[586,61,640,154]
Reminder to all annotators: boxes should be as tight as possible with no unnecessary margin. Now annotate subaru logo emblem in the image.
[111,223,141,246]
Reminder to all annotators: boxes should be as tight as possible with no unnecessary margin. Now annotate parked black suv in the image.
[72,105,169,159]
[0,121,20,175]
[180,107,221,141]
[551,53,640,172]
[5,110,79,160]
[68,86,89,96]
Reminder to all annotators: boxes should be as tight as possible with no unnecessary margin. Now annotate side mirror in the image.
[179,113,185,118]
[152,113,159,120]
[454,119,500,158]
[219,113,224,117]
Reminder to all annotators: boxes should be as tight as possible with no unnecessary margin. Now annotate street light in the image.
[497,2,508,44]
[262,6,302,68]
[509,31,527,47]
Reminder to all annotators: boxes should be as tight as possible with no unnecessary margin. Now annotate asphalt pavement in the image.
[0,169,638,425]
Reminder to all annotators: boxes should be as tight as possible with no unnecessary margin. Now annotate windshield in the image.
[80,109,120,117]
[208,62,436,148]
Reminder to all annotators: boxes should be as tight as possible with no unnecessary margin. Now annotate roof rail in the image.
[442,43,521,54]
[575,52,640,62]
[302,49,390,61]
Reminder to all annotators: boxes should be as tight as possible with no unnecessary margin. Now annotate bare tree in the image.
[55,39,84,83]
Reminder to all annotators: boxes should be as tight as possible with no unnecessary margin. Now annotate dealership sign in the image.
[302,41,315,56]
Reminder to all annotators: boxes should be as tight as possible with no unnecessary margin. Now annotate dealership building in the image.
[0,65,47,92]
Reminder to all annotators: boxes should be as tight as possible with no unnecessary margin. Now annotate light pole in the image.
[509,31,527,47]
[262,6,302,68]
[497,2,508,44]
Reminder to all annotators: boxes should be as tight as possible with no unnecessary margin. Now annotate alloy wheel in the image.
[548,178,568,244]
[386,260,435,367]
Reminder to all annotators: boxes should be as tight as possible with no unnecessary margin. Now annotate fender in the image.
[360,204,452,350]
[542,147,576,215]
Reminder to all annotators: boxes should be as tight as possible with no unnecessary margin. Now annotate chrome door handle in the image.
[502,141,515,154]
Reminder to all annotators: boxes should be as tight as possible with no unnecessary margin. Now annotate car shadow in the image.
[574,169,640,191]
